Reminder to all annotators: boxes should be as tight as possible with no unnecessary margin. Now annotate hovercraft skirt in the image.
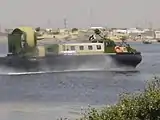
[109,52,142,67]
[0,53,142,71]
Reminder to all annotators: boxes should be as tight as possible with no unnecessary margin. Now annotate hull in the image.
[0,53,142,71]
[110,52,142,67]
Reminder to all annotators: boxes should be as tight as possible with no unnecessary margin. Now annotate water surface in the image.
[0,41,159,120]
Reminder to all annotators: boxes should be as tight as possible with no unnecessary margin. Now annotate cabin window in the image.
[79,46,84,50]
[96,45,101,50]
[88,45,93,50]
[70,46,75,50]
[62,45,65,51]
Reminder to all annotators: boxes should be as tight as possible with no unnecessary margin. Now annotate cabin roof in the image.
[61,42,103,46]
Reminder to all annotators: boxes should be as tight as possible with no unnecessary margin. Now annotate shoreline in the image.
[0,36,158,44]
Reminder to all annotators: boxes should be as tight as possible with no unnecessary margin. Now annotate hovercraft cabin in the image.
[43,43,105,56]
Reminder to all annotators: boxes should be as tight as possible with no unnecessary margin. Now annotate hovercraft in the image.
[0,27,142,71]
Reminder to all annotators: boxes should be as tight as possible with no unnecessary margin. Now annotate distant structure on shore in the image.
[3,26,160,41]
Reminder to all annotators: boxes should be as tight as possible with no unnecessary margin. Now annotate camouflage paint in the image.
[8,27,37,57]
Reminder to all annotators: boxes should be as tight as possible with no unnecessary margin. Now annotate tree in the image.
[120,36,128,41]
[72,28,78,32]
[35,27,40,32]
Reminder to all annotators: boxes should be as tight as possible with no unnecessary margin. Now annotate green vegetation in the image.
[52,31,60,35]
[120,36,128,41]
[72,28,78,32]
[35,27,41,32]
[79,76,160,120]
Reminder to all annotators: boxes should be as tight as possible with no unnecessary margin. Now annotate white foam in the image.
[0,69,138,76]
[0,71,49,76]
[7,71,48,75]
[0,69,102,76]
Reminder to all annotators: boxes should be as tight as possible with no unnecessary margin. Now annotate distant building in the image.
[141,30,155,39]
[5,29,14,34]
[127,28,144,34]
[154,31,160,39]
[113,29,127,34]
[90,27,105,30]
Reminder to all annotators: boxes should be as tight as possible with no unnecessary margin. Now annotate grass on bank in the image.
[79,76,160,120]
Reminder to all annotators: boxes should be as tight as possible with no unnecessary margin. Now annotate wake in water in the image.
[0,67,139,76]
[0,69,139,76]
[0,56,139,76]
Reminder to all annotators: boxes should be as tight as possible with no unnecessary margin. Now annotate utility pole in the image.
[0,24,1,32]
[64,18,67,29]
[47,19,51,28]
[89,8,93,27]
[148,21,153,30]
[144,19,148,29]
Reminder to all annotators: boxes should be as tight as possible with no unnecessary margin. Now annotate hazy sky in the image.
[0,0,159,29]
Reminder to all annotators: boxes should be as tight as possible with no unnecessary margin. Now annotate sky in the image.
[0,0,159,30]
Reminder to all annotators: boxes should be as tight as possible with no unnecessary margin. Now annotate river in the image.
[0,41,159,120]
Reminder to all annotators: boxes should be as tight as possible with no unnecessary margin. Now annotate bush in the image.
[35,27,41,32]
[120,36,128,41]
[80,76,160,120]
[52,31,60,35]
[72,28,78,32]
